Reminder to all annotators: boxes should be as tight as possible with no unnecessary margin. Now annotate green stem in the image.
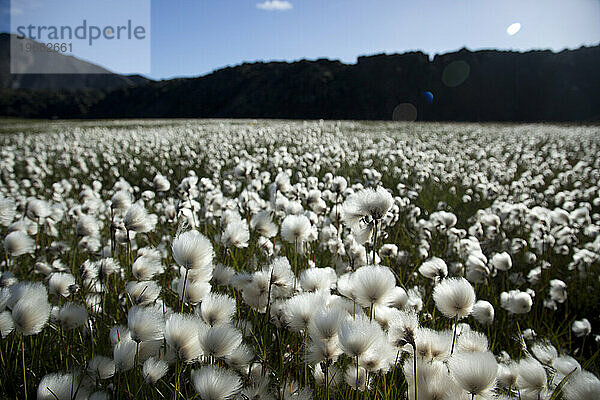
[21,336,27,400]
[180,268,190,313]
[413,345,418,400]
[450,316,458,355]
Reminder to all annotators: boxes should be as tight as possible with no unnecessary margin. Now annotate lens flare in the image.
[507,23,521,36]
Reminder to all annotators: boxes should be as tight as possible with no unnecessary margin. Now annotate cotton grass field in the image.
[0,119,599,400]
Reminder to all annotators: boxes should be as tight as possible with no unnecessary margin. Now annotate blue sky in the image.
[2,0,599,80]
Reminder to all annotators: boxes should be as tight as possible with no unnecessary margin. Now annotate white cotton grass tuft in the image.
[88,355,116,380]
[54,303,88,329]
[455,330,489,353]
[283,292,324,333]
[352,265,396,308]
[37,371,91,400]
[124,204,157,233]
[530,340,558,365]
[299,267,337,292]
[471,300,494,325]
[26,199,51,221]
[338,314,383,358]
[127,305,165,342]
[76,215,99,238]
[109,324,131,345]
[143,357,169,384]
[492,252,512,271]
[3,231,35,257]
[113,338,137,371]
[200,292,236,326]
[0,310,14,338]
[48,272,76,297]
[500,290,533,314]
[404,358,461,400]
[418,257,448,280]
[111,190,132,213]
[173,275,211,305]
[191,365,242,400]
[280,214,312,245]
[10,282,51,335]
[225,343,254,372]
[551,355,581,385]
[172,230,214,270]
[132,252,164,281]
[126,281,161,306]
[341,186,393,229]
[211,263,235,286]
[516,357,547,397]
[448,351,498,397]
[153,173,171,192]
[549,279,567,303]
[433,277,476,319]
[164,313,204,362]
[561,370,600,400]
[309,307,346,342]
[572,318,592,337]
[201,324,243,359]
[123,204,158,233]
[0,198,16,227]
[388,309,419,348]
[344,364,369,392]
[221,220,250,248]
[250,210,278,238]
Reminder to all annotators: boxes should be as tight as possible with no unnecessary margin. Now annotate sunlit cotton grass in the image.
[191,365,242,400]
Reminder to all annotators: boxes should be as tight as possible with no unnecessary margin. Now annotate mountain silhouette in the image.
[1,33,599,121]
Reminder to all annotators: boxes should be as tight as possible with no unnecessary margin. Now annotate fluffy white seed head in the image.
[48,272,76,297]
[471,300,494,325]
[88,355,116,380]
[127,306,165,342]
[338,314,383,357]
[250,210,278,238]
[572,318,592,337]
[200,292,236,326]
[3,231,35,257]
[352,265,396,307]
[172,230,214,271]
[419,257,448,280]
[126,281,161,306]
[448,351,498,396]
[76,215,99,238]
[492,252,512,271]
[281,214,312,245]
[165,313,203,362]
[201,324,243,359]
[562,370,600,400]
[342,186,393,229]
[191,365,242,400]
[124,204,156,233]
[11,282,51,335]
[432,277,476,320]
[221,220,250,249]
[37,371,91,400]
[54,302,88,329]
[143,357,169,383]
[113,339,137,371]
[132,253,164,281]
[0,310,14,338]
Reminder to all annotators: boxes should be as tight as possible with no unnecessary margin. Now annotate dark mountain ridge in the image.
[1,32,598,121]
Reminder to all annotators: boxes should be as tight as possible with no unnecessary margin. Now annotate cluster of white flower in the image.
[0,120,599,399]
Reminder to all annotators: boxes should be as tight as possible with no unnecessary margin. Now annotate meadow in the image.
[0,119,599,400]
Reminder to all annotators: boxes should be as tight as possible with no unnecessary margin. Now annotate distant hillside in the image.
[1,35,599,121]
[0,33,149,90]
